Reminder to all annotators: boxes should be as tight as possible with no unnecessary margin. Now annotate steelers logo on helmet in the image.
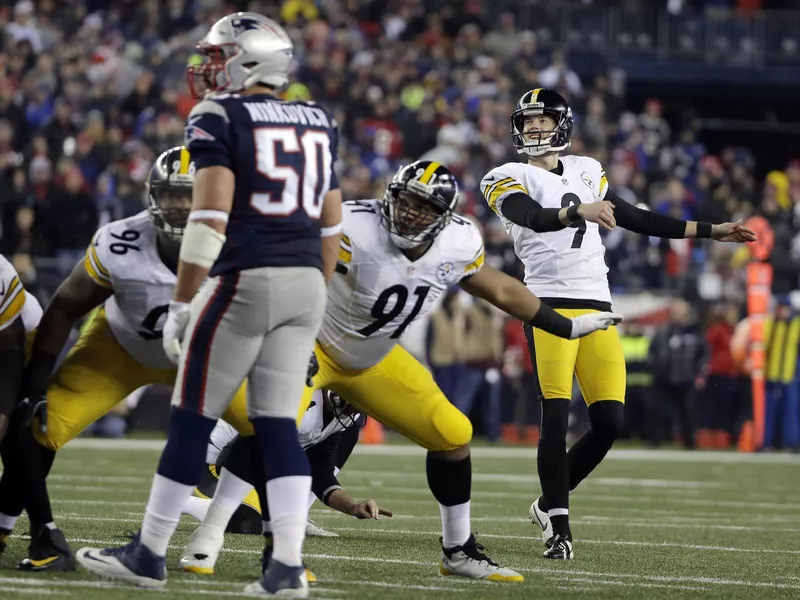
[381,160,459,250]
[146,146,194,242]
[510,88,574,157]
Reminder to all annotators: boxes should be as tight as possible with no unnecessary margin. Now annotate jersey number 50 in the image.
[251,127,332,219]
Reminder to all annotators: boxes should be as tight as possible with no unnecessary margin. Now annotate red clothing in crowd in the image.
[706,322,736,377]
[503,319,533,374]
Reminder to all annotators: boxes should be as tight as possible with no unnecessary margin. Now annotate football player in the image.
[0,254,42,555]
[0,147,253,572]
[77,14,343,597]
[179,159,622,583]
[183,390,386,546]
[481,88,756,559]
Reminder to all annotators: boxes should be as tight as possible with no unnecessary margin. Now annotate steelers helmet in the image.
[510,88,573,157]
[146,146,194,241]
[324,390,362,430]
[382,160,458,249]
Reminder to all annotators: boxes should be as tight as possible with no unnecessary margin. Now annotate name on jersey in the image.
[243,102,330,128]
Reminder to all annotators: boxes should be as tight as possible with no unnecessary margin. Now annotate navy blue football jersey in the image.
[185,93,339,275]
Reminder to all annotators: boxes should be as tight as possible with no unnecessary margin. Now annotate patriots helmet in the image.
[187,12,293,98]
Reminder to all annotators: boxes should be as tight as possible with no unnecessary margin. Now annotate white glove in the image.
[570,312,624,340]
[162,300,191,364]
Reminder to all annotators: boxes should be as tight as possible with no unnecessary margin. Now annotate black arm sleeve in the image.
[608,190,689,239]
[307,432,343,504]
[335,424,360,470]
[500,192,568,233]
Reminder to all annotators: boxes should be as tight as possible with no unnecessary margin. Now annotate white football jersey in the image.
[84,212,177,370]
[320,199,485,370]
[205,389,358,463]
[0,254,42,333]
[481,155,611,305]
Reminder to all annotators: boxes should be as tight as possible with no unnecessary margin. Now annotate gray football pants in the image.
[171,266,326,422]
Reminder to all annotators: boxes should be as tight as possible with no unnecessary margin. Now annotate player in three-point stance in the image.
[0,147,254,572]
[179,159,622,583]
[481,88,756,560]
[77,14,342,597]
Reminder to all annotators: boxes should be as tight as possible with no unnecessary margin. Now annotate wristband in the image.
[529,303,573,339]
[566,205,580,223]
[696,222,712,238]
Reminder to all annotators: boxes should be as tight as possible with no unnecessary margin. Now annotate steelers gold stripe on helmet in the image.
[418,161,441,184]
[179,147,191,174]
[530,88,542,102]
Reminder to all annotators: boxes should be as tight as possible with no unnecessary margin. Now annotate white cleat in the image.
[529,496,553,546]
[179,524,225,575]
[439,534,524,582]
[76,540,166,589]
[306,519,338,538]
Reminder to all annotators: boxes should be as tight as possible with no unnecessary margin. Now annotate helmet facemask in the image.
[148,176,192,241]
[324,391,361,430]
[511,107,572,157]
[187,43,239,99]
[382,184,452,250]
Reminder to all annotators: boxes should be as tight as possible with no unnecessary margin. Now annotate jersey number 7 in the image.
[560,193,586,249]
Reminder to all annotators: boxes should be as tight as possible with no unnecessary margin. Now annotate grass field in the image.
[1,440,799,599]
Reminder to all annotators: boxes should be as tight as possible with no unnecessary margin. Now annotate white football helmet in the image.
[187,12,293,98]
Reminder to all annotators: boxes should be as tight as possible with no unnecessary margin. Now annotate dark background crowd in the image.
[2,0,799,450]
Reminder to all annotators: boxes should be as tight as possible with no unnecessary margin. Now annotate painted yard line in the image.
[322,580,478,593]
[62,438,800,464]
[12,539,799,593]
[48,474,150,484]
[322,526,800,555]
[0,588,71,596]
[558,576,710,593]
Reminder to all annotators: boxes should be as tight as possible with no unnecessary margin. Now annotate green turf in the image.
[1,441,799,599]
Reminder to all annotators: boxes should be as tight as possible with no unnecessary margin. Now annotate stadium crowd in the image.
[1,0,798,449]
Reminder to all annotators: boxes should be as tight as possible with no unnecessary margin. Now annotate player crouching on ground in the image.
[0,255,43,558]
[181,389,390,578]
[0,147,255,572]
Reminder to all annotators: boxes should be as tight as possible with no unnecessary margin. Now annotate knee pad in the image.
[588,400,625,445]
[430,402,473,451]
[539,398,570,441]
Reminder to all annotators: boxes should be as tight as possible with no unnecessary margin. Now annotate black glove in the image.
[306,350,320,387]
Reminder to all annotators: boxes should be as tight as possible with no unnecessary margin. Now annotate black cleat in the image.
[17,526,76,572]
[542,534,573,560]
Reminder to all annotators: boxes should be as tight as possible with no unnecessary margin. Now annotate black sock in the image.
[16,429,54,528]
[0,436,24,523]
[537,399,570,539]
[241,436,269,523]
[567,401,624,490]
[426,451,471,506]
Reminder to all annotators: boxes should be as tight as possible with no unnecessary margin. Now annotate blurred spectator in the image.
[619,320,651,441]
[48,166,97,272]
[762,302,800,450]
[538,50,582,97]
[702,303,740,448]
[426,289,463,402]
[501,319,539,445]
[648,299,708,448]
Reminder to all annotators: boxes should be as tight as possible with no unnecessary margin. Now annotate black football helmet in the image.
[146,146,194,241]
[324,390,362,430]
[510,88,573,157]
[382,160,458,249]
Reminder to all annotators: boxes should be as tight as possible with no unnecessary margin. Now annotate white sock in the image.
[266,475,311,567]
[0,513,19,531]
[262,520,271,534]
[45,522,57,531]
[140,474,194,556]
[199,469,253,533]
[439,501,471,549]
[182,496,211,521]
[548,508,569,518]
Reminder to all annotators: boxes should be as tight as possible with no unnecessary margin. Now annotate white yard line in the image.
[559,576,710,592]
[61,439,800,464]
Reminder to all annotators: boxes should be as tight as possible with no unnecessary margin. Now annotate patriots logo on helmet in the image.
[231,17,274,37]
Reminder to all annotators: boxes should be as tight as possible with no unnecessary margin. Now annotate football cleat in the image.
[528,496,553,547]
[17,526,76,572]
[180,524,225,575]
[439,534,524,582]
[542,534,573,560]
[306,519,338,538]
[262,532,317,583]
[76,532,166,588]
[244,559,309,597]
